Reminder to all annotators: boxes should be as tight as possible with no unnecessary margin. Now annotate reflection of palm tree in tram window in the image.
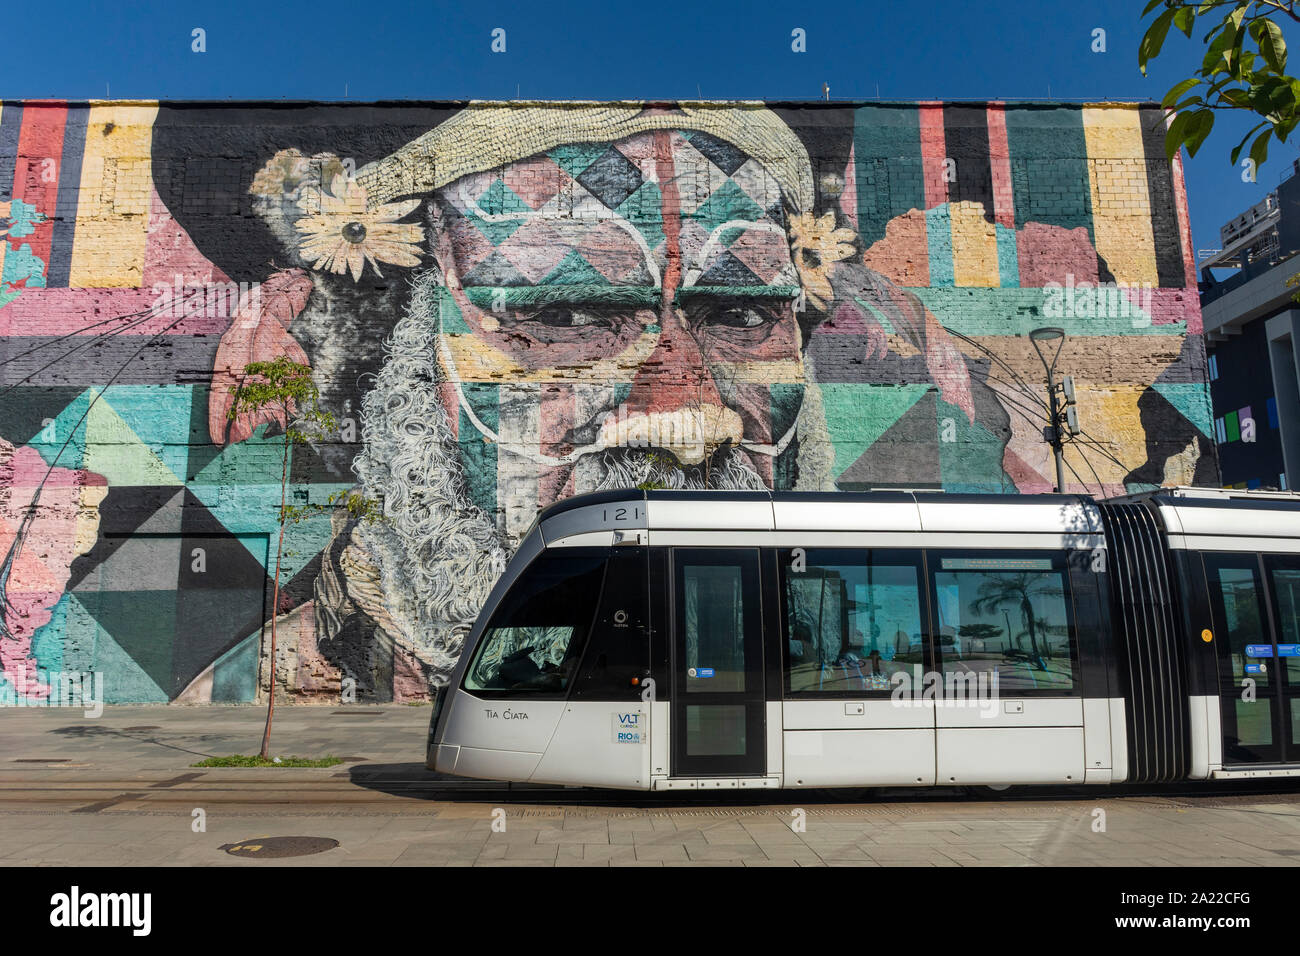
[967,572,1066,673]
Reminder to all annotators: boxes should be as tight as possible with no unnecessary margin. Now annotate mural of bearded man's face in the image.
[419,128,812,539]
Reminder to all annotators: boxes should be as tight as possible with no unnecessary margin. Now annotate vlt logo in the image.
[613,712,645,744]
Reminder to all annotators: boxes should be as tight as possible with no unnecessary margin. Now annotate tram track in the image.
[0,768,1297,814]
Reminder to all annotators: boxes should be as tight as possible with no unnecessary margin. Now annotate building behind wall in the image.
[1201,163,1300,490]
[0,99,1213,705]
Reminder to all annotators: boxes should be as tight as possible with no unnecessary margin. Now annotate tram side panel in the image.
[528,546,654,789]
[434,547,654,789]
[777,546,937,788]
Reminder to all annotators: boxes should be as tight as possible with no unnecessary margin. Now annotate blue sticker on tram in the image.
[1245,663,1265,674]
[697,668,715,678]
[1245,645,1275,658]
[1279,645,1300,657]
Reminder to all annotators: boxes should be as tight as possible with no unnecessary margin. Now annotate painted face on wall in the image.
[424,129,808,528]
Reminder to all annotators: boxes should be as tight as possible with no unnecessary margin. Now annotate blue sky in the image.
[10,0,1295,255]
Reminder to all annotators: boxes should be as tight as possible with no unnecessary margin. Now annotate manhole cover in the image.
[219,836,340,859]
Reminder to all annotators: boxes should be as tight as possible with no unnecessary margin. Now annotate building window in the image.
[1209,353,1219,381]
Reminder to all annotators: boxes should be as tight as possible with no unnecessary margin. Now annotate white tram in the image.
[425,488,1300,790]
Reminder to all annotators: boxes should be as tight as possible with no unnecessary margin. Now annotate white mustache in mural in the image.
[438,328,799,469]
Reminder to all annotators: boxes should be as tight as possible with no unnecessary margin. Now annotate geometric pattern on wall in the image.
[0,98,1217,704]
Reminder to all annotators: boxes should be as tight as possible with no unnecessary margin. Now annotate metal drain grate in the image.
[220,836,340,859]
[13,758,69,763]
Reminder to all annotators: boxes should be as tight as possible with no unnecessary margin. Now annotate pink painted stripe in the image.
[1168,127,1201,292]
[918,103,948,208]
[0,288,228,336]
[986,102,1015,227]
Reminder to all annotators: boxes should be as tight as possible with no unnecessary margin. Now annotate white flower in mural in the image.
[789,211,857,311]
[295,174,424,282]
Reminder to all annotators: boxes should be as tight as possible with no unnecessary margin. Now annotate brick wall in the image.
[0,99,1214,704]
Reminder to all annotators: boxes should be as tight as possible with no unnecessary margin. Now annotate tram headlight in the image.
[428,683,448,747]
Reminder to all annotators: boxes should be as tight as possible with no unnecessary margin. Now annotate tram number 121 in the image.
[602,507,642,523]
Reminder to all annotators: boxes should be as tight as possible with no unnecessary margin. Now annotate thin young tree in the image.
[227,357,377,759]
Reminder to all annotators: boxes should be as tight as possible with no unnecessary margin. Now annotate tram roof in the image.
[534,489,1105,541]
[530,487,1300,547]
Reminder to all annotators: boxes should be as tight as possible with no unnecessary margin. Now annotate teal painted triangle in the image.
[466,209,522,247]
[549,143,610,179]
[436,285,470,333]
[617,181,665,251]
[70,594,170,703]
[542,249,612,286]
[477,178,533,217]
[691,179,764,235]
[74,590,176,698]
[29,388,92,470]
[819,383,931,480]
[1152,383,1214,439]
[100,385,193,444]
[212,632,259,702]
[30,592,71,674]
[83,396,183,486]
[935,397,1015,492]
[101,386,194,481]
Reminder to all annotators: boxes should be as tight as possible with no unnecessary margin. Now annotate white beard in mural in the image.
[348,267,799,684]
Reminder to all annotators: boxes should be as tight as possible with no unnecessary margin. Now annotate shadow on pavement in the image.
[345,762,1300,808]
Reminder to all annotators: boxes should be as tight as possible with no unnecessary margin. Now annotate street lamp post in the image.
[1029,327,1067,494]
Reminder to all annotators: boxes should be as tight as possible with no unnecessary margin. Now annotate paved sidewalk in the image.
[0,703,436,774]
[2,705,1300,866]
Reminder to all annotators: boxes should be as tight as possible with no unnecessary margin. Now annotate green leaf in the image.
[1221,86,1254,108]
[1249,128,1271,168]
[1257,17,1287,73]
[1229,121,1268,164]
[1203,23,1234,74]
[1143,0,1169,15]
[1162,77,1202,107]
[1184,109,1216,156]
[1166,108,1194,160]
[1141,6,1179,74]
[1174,5,1196,37]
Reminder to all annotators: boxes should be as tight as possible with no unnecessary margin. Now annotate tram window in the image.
[779,549,924,695]
[930,555,1077,693]
[463,553,606,695]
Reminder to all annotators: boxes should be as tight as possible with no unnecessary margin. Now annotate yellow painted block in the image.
[950,200,999,287]
[1082,106,1158,287]
[67,103,159,288]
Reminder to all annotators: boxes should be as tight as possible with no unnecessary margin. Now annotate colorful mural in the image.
[0,100,1214,704]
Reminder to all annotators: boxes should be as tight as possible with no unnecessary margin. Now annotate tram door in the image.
[670,549,766,778]
[1204,553,1300,764]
